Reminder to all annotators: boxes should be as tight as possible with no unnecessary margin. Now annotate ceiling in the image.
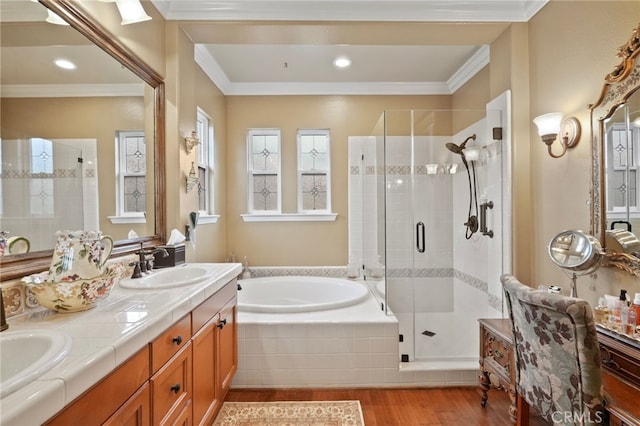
[152,0,549,95]
[0,0,549,96]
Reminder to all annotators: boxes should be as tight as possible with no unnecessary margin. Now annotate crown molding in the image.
[195,43,487,95]
[1,83,145,98]
[447,45,490,93]
[153,0,548,22]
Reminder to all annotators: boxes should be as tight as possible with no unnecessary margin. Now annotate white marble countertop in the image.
[0,262,242,426]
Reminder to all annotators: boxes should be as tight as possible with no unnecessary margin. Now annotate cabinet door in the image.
[151,342,192,426]
[104,382,151,426]
[192,313,220,426]
[217,296,237,398]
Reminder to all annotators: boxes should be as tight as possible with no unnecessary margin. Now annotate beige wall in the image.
[225,95,450,266]
[50,1,640,300]
[1,96,152,240]
[526,1,640,304]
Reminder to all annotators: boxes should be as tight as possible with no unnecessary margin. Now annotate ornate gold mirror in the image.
[0,0,165,281]
[590,22,640,276]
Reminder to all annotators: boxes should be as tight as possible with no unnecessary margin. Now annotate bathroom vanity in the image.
[0,263,241,426]
[478,318,640,425]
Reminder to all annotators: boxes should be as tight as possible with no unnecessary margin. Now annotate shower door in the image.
[382,108,502,364]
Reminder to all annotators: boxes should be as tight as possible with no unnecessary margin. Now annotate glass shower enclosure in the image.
[349,104,510,368]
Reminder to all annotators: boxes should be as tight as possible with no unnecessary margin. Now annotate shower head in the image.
[445,142,463,155]
[446,134,477,156]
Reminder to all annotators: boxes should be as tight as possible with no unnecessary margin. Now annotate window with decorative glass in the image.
[606,123,640,219]
[30,138,54,216]
[297,129,331,213]
[197,108,214,215]
[247,129,281,213]
[115,130,146,219]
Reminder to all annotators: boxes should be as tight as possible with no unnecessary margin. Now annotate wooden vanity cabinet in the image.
[191,279,238,426]
[103,382,151,426]
[45,346,151,426]
[43,279,238,426]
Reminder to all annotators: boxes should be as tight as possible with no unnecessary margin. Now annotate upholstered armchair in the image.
[501,274,607,426]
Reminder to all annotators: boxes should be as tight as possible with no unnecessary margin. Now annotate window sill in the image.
[241,213,338,222]
[108,215,146,224]
[198,214,220,224]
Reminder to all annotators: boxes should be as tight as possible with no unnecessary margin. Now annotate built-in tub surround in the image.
[232,272,478,388]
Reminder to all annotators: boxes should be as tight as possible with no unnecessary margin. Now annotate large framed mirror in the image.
[0,0,165,281]
[590,22,640,276]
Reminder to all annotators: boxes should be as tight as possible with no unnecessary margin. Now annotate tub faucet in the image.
[1,290,9,332]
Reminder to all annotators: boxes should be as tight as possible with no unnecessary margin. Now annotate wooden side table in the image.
[478,318,517,423]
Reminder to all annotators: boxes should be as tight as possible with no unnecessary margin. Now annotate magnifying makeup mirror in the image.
[548,230,603,297]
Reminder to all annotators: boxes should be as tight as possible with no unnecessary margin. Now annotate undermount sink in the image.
[0,330,72,398]
[119,264,232,290]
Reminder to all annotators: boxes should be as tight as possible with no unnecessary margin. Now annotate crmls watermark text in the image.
[551,410,604,424]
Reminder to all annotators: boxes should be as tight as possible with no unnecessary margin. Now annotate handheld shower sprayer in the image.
[446,134,479,239]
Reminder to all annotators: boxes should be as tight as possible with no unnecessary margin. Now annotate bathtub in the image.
[232,272,478,389]
[237,276,369,313]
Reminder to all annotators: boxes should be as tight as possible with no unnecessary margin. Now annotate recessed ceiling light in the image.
[333,57,352,68]
[54,59,76,70]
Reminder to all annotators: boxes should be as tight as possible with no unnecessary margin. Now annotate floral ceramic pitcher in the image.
[48,230,113,282]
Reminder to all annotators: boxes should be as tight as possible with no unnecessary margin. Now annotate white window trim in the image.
[241,213,337,222]
[246,128,282,214]
[196,107,218,224]
[297,128,332,213]
[110,130,146,224]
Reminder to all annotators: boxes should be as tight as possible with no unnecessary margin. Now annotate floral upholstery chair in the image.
[501,274,607,425]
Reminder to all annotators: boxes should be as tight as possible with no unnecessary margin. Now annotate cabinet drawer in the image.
[151,341,192,425]
[192,279,237,332]
[46,347,150,426]
[481,328,513,377]
[151,314,191,373]
[599,335,640,389]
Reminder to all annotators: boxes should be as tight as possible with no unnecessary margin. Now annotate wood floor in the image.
[225,387,549,425]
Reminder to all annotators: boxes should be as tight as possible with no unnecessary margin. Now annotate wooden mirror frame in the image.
[0,0,166,281]
[589,22,640,276]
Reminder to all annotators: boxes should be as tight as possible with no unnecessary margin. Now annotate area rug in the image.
[213,400,365,426]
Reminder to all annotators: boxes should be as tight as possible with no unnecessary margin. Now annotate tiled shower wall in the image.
[348,91,512,363]
[1,139,98,252]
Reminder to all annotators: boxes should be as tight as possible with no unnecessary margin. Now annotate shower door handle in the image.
[416,222,425,253]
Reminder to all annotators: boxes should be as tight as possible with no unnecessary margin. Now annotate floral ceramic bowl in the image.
[23,264,124,313]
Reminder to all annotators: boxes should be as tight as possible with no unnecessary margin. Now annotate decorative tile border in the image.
[248,266,346,279]
[0,168,96,179]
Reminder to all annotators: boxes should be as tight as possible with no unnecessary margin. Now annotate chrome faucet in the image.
[1,290,9,332]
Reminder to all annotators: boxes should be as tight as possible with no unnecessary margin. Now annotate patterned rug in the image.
[213,400,365,426]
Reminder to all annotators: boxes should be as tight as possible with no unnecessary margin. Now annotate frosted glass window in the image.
[247,129,281,213]
[297,129,331,212]
[116,131,146,216]
[124,176,146,212]
[197,108,215,214]
[31,138,53,174]
[29,139,54,215]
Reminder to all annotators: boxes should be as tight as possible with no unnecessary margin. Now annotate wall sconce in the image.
[184,131,200,154]
[533,112,581,158]
[186,162,199,193]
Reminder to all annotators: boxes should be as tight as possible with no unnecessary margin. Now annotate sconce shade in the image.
[463,147,481,162]
[533,113,581,158]
[533,112,563,137]
[115,0,152,25]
